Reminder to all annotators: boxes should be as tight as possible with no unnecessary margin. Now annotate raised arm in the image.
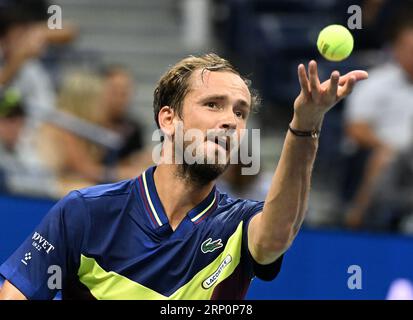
[248,60,369,264]
[0,26,46,86]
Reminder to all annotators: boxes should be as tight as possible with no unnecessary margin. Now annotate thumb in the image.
[339,70,368,85]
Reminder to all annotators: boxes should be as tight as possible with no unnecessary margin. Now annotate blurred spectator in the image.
[372,148,413,233]
[343,6,413,230]
[0,88,56,196]
[0,90,23,151]
[337,0,408,51]
[0,0,77,119]
[0,90,26,176]
[99,65,147,164]
[0,5,52,120]
[37,69,150,196]
[0,0,78,197]
[36,70,108,195]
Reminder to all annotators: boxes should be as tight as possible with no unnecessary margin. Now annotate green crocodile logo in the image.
[201,238,223,253]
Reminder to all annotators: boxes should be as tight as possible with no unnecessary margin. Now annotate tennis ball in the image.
[317,24,354,62]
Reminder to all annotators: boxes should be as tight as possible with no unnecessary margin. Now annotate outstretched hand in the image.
[292,60,368,131]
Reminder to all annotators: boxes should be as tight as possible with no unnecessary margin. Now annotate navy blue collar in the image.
[137,166,218,229]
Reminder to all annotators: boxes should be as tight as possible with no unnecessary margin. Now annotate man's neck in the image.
[153,164,215,231]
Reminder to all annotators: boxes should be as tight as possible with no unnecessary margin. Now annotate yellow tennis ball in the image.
[317,24,354,62]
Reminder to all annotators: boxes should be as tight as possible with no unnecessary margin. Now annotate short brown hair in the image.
[386,3,413,43]
[153,53,259,128]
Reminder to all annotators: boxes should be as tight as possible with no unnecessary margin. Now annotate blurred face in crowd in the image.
[394,27,413,80]
[0,116,24,151]
[103,70,133,121]
[1,24,27,54]
[169,69,251,184]
[1,22,45,60]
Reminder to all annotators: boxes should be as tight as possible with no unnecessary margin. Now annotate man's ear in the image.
[158,106,175,138]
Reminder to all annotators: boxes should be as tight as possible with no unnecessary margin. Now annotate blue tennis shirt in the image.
[0,166,283,299]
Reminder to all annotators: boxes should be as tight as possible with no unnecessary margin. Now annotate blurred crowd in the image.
[2,0,413,236]
[214,0,413,235]
[0,0,151,198]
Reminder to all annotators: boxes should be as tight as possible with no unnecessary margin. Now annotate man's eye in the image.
[235,111,244,118]
[205,102,218,108]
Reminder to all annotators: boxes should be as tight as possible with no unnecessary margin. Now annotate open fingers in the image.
[308,60,321,101]
[338,70,369,85]
[338,76,356,99]
[297,64,310,96]
[327,71,340,98]
[297,63,368,104]
[336,70,368,99]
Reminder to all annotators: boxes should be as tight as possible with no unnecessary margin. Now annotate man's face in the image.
[174,69,252,184]
[394,28,413,79]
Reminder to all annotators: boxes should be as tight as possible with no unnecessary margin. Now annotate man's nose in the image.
[219,110,237,130]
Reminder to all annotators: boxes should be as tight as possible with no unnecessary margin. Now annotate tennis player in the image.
[0,54,368,299]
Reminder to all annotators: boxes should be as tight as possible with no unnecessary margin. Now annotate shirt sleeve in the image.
[0,191,89,300]
[14,60,56,120]
[343,78,381,125]
[238,200,284,282]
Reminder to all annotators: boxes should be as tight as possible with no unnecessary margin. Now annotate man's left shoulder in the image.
[77,178,135,199]
[214,191,264,223]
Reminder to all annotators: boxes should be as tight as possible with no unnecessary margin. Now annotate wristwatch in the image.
[288,124,320,139]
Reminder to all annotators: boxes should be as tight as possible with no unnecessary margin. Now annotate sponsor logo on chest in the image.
[201,238,223,253]
[202,254,232,289]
